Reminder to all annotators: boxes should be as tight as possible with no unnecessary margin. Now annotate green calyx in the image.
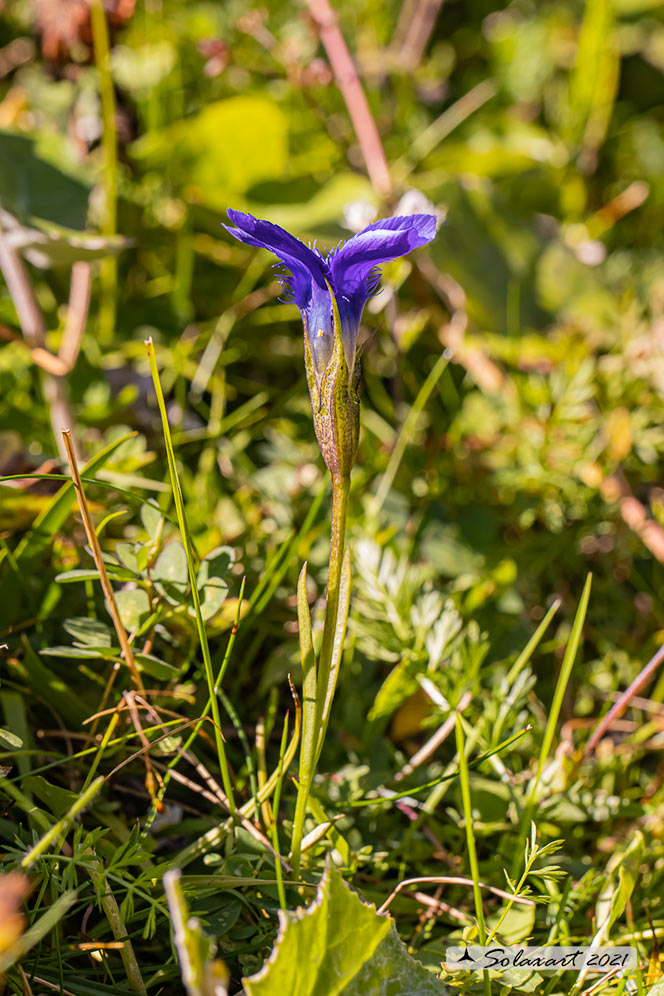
[304,283,360,480]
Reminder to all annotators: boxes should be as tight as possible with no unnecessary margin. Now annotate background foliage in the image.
[1,0,664,993]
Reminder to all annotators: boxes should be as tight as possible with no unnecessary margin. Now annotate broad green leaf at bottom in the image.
[243,862,449,996]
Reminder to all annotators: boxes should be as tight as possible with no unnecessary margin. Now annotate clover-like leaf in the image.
[115,589,150,632]
[152,542,189,604]
[141,500,164,540]
[116,542,139,573]
[63,617,113,647]
[134,653,179,680]
[198,546,234,583]
[243,862,449,996]
[193,546,233,621]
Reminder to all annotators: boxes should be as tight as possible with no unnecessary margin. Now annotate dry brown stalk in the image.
[377,875,536,916]
[394,690,472,782]
[123,691,163,805]
[61,429,144,690]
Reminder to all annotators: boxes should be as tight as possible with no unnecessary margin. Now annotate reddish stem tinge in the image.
[584,641,664,756]
[306,0,392,198]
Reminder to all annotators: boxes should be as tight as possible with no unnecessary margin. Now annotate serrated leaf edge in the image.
[243,858,387,991]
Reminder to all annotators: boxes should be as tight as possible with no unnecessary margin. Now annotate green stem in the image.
[89,0,118,344]
[271,712,290,909]
[291,474,349,876]
[511,573,591,877]
[315,475,349,744]
[455,713,491,996]
[291,565,317,879]
[85,849,147,994]
[20,777,105,869]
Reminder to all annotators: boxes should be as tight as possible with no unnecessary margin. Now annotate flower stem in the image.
[315,475,349,738]
[291,474,349,876]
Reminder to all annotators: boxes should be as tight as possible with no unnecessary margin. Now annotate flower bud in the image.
[304,283,359,480]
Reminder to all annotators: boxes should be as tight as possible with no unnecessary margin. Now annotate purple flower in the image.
[224,210,437,378]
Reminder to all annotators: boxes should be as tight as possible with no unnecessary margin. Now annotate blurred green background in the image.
[2,0,664,682]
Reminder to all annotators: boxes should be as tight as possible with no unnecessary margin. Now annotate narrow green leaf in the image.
[4,431,138,569]
[40,645,112,660]
[0,890,77,975]
[535,573,592,786]
[55,566,136,583]
[0,728,23,749]
[21,775,79,818]
[291,562,318,871]
[306,794,351,865]
[596,831,644,935]
[11,637,89,727]
[316,546,351,764]
[147,334,235,814]
[164,868,230,996]
[297,562,316,772]
[20,775,105,867]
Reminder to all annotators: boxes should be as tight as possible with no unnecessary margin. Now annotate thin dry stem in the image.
[584,640,664,755]
[160,755,292,871]
[0,226,46,347]
[125,690,293,871]
[18,965,35,996]
[61,430,143,690]
[398,0,444,69]
[123,691,163,804]
[412,890,468,923]
[394,690,472,783]
[24,979,76,996]
[377,875,536,916]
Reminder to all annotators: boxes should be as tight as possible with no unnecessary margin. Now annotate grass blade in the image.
[534,573,592,793]
[455,711,491,996]
[290,563,317,875]
[145,337,236,817]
